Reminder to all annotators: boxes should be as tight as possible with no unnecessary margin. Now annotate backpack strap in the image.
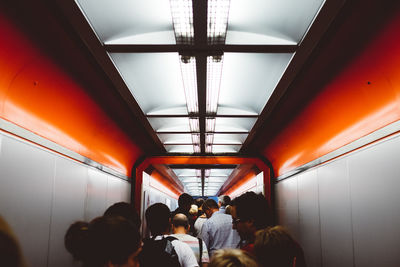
[165,236,178,242]
[198,237,203,265]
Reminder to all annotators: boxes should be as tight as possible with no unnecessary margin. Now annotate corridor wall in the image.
[0,131,131,267]
[275,131,400,267]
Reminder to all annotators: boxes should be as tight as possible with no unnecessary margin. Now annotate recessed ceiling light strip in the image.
[180,57,198,114]
[206,56,224,114]
[170,0,194,45]
[207,0,231,45]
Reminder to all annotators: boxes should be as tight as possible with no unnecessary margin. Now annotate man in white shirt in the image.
[171,213,210,267]
[142,203,199,267]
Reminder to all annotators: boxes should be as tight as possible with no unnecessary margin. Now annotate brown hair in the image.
[209,249,259,267]
[254,226,297,267]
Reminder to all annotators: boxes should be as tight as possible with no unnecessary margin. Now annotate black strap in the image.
[198,237,203,265]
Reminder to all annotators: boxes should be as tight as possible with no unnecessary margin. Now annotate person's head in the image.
[178,193,194,212]
[201,199,219,218]
[209,249,259,267]
[195,198,205,216]
[65,216,141,267]
[104,202,141,228]
[254,226,297,267]
[218,195,231,208]
[171,213,190,234]
[0,216,27,267]
[189,204,198,217]
[145,203,171,236]
[231,192,272,241]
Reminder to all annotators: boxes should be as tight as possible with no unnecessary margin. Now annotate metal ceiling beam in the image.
[156,131,249,134]
[105,44,298,53]
[168,164,237,169]
[193,0,208,156]
[146,114,258,118]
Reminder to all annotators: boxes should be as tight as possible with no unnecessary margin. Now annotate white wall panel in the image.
[318,160,353,267]
[297,170,321,267]
[275,177,300,240]
[349,137,400,267]
[85,169,108,221]
[0,134,55,267]
[48,158,88,267]
[106,175,123,207]
[120,179,131,202]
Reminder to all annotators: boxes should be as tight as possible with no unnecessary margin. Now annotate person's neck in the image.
[173,227,187,235]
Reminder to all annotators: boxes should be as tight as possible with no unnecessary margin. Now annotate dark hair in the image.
[178,193,193,208]
[172,213,189,228]
[104,202,141,228]
[145,203,171,235]
[65,216,141,267]
[254,226,297,267]
[218,195,231,207]
[202,199,219,211]
[0,232,21,267]
[195,198,205,207]
[231,192,272,229]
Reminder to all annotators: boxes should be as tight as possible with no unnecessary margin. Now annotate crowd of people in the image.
[0,191,306,267]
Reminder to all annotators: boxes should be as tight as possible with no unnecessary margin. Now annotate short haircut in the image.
[202,199,219,211]
[218,195,231,207]
[104,202,141,228]
[209,249,259,267]
[231,192,272,229]
[254,226,297,267]
[195,198,205,208]
[65,216,141,266]
[172,213,189,228]
[145,203,171,235]
[178,193,194,207]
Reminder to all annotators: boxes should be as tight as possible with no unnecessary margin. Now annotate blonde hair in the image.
[189,204,198,216]
[209,249,259,267]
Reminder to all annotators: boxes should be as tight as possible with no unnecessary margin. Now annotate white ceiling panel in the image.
[148,117,193,132]
[157,134,193,145]
[213,133,248,144]
[164,145,195,153]
[212,145,242,153]
[173,169,198,177]
[218,53,293,115]
[214,117,257,133]
[109,53,188,115]
[226,0,325,44]
[75,0,175,44]
[210,169,235,176]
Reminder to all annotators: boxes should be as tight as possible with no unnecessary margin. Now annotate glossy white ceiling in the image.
[72,0,328,195]
[173,168,234,196]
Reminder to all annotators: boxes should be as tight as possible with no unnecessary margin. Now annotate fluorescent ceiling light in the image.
[180,56,198,113]
[189,118,200,132]
[205,144,213,153]
[207,0,231,44]
[170,0,194,44]
[206,56,224,114]
[206,118,216,132]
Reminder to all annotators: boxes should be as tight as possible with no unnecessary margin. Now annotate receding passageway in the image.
[1,0,400,266]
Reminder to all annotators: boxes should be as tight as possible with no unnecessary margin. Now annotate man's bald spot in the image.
[172,213,189,228]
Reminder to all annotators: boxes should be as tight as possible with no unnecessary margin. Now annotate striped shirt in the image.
[171,234,210,264]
